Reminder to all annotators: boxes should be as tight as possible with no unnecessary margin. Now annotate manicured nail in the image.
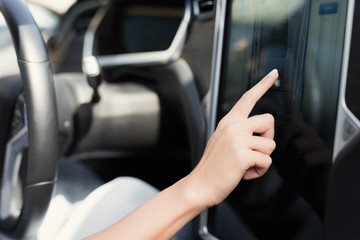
[268,69,278,76]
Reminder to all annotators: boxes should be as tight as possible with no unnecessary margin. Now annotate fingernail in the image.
[268,69,278,76]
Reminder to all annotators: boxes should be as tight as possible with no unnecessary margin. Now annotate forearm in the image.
[83,70,278,240]
[83,175,206,240]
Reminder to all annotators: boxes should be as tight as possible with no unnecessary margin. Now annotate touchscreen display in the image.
[212,0,348,239]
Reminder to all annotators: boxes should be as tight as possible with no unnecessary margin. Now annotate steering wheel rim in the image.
[0,0,58,238]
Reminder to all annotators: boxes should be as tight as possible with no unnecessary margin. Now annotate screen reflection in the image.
[213,0,348,239]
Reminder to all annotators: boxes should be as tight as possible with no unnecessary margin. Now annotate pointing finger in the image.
[227,69,278,120]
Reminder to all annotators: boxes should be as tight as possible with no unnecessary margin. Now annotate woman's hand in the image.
[84,69,279,240]
[189,69,278,208]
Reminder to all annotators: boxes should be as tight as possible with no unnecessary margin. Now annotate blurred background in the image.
[0,0,75,77]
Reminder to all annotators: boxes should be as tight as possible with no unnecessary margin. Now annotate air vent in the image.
[193,0,215,20]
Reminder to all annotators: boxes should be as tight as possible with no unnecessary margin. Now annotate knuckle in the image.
[270,139,276,151]
[264,155,273,168]
[264,113,275,124]
[262,139,276,155]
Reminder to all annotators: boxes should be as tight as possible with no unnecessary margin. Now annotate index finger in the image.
[228,69,278,120]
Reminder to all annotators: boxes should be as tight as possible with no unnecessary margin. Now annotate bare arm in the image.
[84,69,278,240]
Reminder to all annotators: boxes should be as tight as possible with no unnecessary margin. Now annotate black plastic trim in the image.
[345,1,360,120]
[325,134,360,240]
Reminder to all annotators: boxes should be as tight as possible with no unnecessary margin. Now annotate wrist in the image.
[179,173,212,213]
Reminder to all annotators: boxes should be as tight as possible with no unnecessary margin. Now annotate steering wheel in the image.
[0,0,58,238]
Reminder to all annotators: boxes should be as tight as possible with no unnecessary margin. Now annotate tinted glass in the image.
[212,0,348,239]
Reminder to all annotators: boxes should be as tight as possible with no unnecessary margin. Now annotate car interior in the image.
[49,0,210,188]
[0,0,360,239]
